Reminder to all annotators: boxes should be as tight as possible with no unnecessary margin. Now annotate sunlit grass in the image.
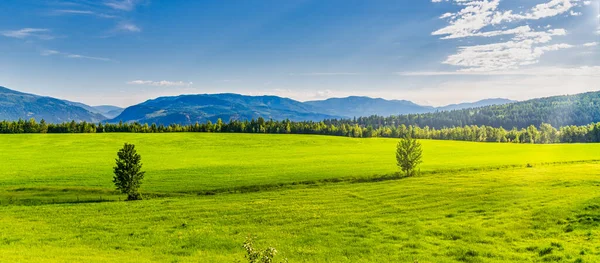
[1,163,599,262]
[1,133,600,262]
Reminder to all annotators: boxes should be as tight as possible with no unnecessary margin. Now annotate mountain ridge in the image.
[110,93,342,124]
[0,86,106,123]
[0,86,517,124]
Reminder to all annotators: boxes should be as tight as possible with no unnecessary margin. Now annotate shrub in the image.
[242,236,288,263]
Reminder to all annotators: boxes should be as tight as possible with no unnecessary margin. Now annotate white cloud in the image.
[116,22,141,32]
[442,29,572,71]
[1,28,54,40]
[431,0,505,39]
[56,9,95,15]
[570,10,583,16]
[53,9,116,18]
[520,0,578,20]
[430,0,587,72]
[583,42,598,47]
[41,49,113,62]
[127,80,193,87]
[104,0,140,11]
[66,54,112,61]
[288,72,361,76]
[41,50,60,56]
[398,66,600,76]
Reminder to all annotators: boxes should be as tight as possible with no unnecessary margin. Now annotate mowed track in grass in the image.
[1,163,600,262]
[1,133,599,196]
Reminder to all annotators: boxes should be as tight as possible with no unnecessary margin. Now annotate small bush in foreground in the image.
[241,236,288,263]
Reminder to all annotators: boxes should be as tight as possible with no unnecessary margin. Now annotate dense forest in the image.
[341,91,600,129]
[2,117,600,144]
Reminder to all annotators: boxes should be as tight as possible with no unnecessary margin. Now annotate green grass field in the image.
[1,133,599,262]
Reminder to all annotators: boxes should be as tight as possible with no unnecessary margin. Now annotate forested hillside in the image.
[344,91,600,129]
[0,86,106,123]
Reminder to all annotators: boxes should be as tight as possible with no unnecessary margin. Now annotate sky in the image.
[0,0,599,107]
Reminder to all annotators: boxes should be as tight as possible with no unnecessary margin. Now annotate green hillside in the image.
[351,91,600,129]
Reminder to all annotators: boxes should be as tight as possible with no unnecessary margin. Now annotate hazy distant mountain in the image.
[111,93,340,124]
[305,96,514,118]
[437,98,515,112]
[0,86,106,123]
[62,101,124,119]
[305,96,434,118]
[92,105,124,119]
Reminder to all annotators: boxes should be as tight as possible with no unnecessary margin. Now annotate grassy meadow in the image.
[1,133,600,262]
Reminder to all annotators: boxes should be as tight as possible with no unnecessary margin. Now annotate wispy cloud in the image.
[289,72,361,76]
[66,54,112,61]
[1,28,54,40]
[104,0,141,11]
[116,21,141,32]
[52,9,116,18]
[41,49,113,62]
[127,80,193,87]
[398,66,600,77]
[41,50,60,56]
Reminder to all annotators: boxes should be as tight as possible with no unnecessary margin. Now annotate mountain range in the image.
[110,94,514,124]
[1,85,515,124]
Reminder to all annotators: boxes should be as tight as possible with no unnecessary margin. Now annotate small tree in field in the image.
[396,136,423,177]
[113,143,145,200]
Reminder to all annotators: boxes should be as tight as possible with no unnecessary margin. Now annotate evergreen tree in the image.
[113,143,146,200]
[396,136,423,177]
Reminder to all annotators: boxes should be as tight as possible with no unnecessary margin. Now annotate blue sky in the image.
[1,0,598,107]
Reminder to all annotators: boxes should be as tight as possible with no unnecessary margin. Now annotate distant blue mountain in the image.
[62,101,124,119]
[92,105,124,119]
[305,96,435,117]
[305,96,515,118]
[0,86,106,123]
[111,94,516,125]
[110,93,341,124]
[437,98,515,112]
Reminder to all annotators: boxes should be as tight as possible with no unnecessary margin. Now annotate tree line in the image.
[2,117,600,144]
[343,91,600,130]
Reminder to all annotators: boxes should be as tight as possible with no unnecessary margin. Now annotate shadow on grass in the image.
[0,187,183,206]
[194,159,600,196]
[3,159,598,206]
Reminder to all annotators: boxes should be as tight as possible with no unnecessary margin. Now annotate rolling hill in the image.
[0,86,106,123]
